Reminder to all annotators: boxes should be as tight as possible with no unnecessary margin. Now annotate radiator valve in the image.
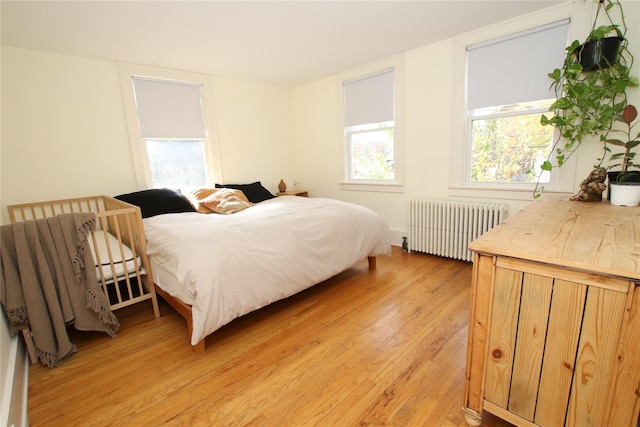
[402,237,408,252]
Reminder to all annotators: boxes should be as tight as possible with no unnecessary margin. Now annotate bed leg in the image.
[187,318,205,354]
[192,340,205,354]
[368,256,376,269]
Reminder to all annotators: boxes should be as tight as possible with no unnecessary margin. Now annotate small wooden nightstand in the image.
[276,190,308,197]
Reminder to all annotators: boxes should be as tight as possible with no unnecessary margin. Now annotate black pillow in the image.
[215,181,275,203]
[114,188,196,218]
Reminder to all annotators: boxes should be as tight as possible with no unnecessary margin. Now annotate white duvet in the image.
[143,196,391,344]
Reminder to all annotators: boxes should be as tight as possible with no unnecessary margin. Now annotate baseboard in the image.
[388,228,407,248]
[1,335,29,427]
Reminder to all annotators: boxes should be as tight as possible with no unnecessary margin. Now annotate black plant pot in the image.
[577,37,623,71]
[607,170,640,200]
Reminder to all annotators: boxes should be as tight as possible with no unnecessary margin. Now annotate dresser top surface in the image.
[469,196,640,280]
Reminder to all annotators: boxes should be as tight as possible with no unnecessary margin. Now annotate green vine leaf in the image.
[605,138,625,146]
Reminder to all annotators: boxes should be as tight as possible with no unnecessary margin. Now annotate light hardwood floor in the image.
[28,246,512,427]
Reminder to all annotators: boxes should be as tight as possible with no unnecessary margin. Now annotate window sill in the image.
[339,182,405,193]
[448,184,573,201]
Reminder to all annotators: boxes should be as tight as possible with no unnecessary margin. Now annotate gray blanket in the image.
[1,212,119,367]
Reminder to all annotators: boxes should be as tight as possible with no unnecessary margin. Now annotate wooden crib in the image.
[7,195,160,363]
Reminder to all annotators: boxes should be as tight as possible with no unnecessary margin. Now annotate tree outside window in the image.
[469,100,555,184]
[348,122,394,180]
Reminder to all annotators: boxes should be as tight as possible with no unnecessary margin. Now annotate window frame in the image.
[337,56,404,193]
[449,3,591,200]
[118,63,222,190]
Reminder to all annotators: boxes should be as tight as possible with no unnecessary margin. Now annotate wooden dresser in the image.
[463,196,640,427]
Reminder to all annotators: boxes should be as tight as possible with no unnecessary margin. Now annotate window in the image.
[339,58,404,192]
[118,64,221,190]
[132,76,208,189]
[450,7,580,199]
[467,21,569,186]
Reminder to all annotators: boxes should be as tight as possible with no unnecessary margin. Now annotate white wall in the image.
[0,311,28,427]
[291,35,520,241]
[0,44,28,427]
[1,49,137,205]
[292,1,640,242]
[0,47,298,218]
[212,77,296,187]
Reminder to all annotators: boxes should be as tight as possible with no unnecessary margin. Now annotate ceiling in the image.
[1,1,565,87]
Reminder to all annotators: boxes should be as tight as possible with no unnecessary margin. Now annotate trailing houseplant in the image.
[534,0,638,198]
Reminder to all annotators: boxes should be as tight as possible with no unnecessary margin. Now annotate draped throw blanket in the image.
[0,212,119,368]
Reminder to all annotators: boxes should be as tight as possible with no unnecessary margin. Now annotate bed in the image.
[115,185,391,353]
[6,195,160,364]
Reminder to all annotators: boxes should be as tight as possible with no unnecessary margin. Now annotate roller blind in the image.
[467,19,570,111]
[344,69,394,127]
[132,76,206,139]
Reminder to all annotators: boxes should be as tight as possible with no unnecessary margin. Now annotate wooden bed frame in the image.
[7,195,160,363]
[154,256,378,354]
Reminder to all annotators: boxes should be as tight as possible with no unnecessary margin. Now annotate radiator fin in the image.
[408,200,507,262]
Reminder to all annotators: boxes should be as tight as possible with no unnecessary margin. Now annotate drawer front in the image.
[484,262,629,426]
[605,283,640,426]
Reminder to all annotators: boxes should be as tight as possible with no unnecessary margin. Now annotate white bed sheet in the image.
[150,258,192,305]
[143,196,391,345]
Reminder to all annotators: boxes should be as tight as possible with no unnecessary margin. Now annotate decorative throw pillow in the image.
[187,188,218,213]
[188,188,251,213]
[201,188,252,214]
[114,188,196,218]
[215,181,275,203]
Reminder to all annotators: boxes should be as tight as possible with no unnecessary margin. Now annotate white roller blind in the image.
[344,69,394,127]
[132,76,206,139]
[467,19,569,111]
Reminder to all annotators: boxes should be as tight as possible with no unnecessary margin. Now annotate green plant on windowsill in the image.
[533,0,638,198]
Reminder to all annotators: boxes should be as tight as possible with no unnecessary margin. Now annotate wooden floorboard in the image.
[27,246,513,427]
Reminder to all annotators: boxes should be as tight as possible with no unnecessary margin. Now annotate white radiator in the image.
[408,200,508,262]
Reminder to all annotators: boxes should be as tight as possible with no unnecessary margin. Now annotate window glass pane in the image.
[349,125,394,180]
[146,140,207,188]
[470,100,554,184]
